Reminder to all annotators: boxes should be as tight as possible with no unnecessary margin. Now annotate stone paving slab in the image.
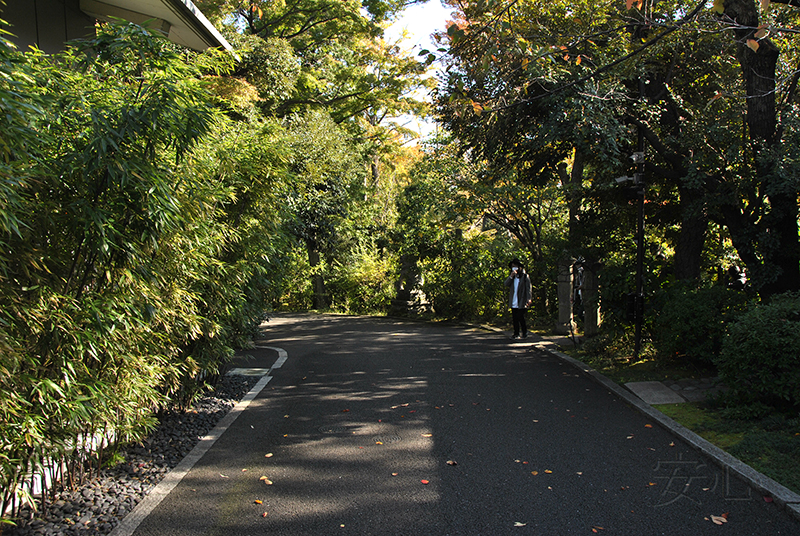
[625,380,687,404]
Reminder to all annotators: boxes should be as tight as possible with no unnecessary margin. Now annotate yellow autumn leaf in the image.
[712,0,725,14]
[576,56,582,66]
[747,39,760,52]
[254,499,263,504]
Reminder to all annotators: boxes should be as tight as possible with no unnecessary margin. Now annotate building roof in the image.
[80,0,234,53]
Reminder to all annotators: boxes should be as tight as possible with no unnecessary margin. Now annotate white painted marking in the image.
[109,347,289,535]
[255,345,288,369]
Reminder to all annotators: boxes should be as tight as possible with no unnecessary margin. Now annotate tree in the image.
[435,0,800,297]
[283,110,367,308]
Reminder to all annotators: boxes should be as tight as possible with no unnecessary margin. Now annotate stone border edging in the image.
[532,341,800,522]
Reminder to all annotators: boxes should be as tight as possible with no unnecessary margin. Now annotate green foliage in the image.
[650,284,749,365]
[419,232,510,321]
[716,292,800,407]
[0,21,301,520]
[326,243,396,314]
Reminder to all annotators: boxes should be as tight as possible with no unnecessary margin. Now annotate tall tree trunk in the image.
[673,186,707,281]
[723,0,800,296]
[306,240,329,309]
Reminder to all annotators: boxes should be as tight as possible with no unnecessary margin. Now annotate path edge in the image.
[108,354,279,536]
[532,340,800,522]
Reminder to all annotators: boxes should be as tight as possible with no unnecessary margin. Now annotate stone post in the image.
[555,257,576,335]
[390,255,432,315]
[582,264,601,337]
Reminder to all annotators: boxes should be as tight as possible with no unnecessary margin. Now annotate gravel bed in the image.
[5,374,261,536]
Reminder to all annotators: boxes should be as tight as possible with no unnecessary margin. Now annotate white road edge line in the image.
[256,345,288,369]
[109,346,286,536]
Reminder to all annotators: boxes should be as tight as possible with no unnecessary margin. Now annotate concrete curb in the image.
[532,340,800,522]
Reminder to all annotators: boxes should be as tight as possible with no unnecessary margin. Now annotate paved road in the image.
[131,314,800,535]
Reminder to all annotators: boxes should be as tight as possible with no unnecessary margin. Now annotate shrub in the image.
[651,284,749,364]
[716,292,800,407]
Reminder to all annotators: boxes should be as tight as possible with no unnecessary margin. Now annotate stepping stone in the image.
[227,367,271,376]
[625,381,686,404]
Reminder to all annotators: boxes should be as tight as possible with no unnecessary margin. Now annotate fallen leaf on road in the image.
[649,482,657,486]
[261,512,268,518]
[220,474,229,478]
[341,409,350,413]
[242,469,248,472]
[446,460,458,466]
[711,515,727,525]
[391,472,399,476]
[376,441,383,445]
[420,479,430,485]
[259,477,273,485]
[545,470,553,474]
[645,424,653,428]
[422,433,433,437]
[669,442,675,447]
[592,527,605,533]
[627,435,634,440]
[764,496,774,503]
[531,471,539,476]
[265,453,274,458]
[514,522,527,527]
[254,500,263,504]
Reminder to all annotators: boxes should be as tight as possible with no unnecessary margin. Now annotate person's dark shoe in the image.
[521,333,528,339]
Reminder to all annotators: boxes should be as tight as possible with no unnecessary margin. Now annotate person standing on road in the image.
[505,258,532,339]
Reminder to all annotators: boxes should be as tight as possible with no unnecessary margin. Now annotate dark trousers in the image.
[511,308,527,336]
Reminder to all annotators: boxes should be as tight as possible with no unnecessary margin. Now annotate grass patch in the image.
[654,403,745,450]
[655,402,800,494]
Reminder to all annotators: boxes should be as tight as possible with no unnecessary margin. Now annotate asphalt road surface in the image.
[130,314,800,535]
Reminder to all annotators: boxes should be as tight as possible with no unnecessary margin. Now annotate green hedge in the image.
[716,292,800,407]
[651,284,749,364]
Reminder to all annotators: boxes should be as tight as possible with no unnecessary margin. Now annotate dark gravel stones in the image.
[6,374,260,536]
